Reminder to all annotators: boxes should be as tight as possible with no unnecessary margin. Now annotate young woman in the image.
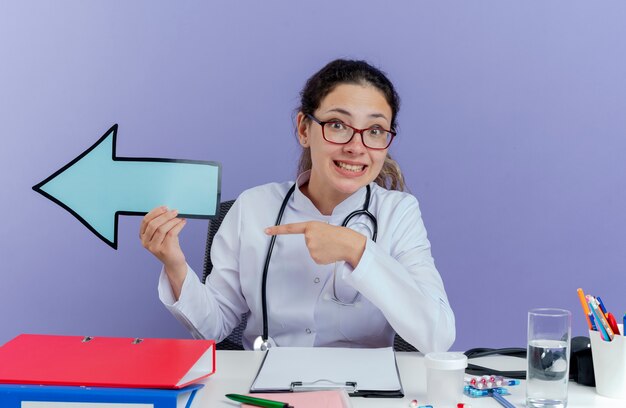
[140,59,456,353]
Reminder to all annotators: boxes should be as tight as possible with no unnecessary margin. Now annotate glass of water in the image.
[526,308,571,408]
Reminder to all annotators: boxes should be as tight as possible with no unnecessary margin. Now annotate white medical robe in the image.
[159,172,456,352]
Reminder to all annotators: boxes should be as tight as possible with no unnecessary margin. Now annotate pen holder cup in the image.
[589,324,626,399]
[424,352,468,407]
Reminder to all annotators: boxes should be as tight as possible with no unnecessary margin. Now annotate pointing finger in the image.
[265,222,309,236]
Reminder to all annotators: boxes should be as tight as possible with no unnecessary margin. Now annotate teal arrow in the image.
[33,124,221,249]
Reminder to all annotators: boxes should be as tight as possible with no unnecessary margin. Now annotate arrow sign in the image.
[33,124,221,249]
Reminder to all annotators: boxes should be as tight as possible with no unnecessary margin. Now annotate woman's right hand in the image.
[140,206,188,297]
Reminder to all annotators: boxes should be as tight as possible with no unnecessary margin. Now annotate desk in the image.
[195,351,623,407]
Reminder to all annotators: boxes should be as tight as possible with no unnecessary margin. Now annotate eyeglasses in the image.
[306,114,396,150]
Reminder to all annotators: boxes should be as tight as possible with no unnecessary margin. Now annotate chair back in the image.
[202,200,235,283]
[202,200,247,350]
[394,335,418,352]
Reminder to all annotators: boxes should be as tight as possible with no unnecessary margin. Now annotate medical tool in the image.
[253,183,378,351]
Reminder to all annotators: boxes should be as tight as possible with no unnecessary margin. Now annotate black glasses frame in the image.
[306,114,396,150]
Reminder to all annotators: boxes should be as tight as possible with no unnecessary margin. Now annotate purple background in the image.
[1,1,625,351]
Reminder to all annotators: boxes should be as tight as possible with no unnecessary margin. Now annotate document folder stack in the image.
[0,334,216,408]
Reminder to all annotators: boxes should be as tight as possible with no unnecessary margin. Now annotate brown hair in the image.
[296,59,406,191]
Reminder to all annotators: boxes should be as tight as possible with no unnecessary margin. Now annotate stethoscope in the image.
[252,183,378,351]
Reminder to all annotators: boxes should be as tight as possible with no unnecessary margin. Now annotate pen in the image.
[225,393,294,408]
[577,288,593,330]
[490,389,516,408]
[588,297,614,341]
[588,312,597,331]
[590,306,610,341]
[596,296,608,316]
[606,312,620,335]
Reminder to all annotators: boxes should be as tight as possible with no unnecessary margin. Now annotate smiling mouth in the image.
[335,161,366,172]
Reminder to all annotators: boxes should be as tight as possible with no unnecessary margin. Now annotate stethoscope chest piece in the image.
[253,335,277,351]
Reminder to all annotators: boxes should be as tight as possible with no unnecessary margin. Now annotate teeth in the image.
[337,161,365,172]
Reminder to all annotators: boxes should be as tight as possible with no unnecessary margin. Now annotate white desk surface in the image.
[195,350,623,408]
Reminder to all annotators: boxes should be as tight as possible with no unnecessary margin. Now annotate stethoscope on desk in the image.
[253,183,378,351]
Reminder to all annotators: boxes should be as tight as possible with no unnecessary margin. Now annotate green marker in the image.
[225,394,293,408]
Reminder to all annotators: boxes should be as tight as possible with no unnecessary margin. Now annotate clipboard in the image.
[249,347,404,398]
[0,334,215,389]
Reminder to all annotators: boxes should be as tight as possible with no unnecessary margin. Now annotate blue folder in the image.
[0,383,203,408]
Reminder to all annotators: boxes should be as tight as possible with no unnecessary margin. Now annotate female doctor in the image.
[140,59,456,353]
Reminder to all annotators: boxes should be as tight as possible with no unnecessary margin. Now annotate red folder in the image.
[0,334,215,389]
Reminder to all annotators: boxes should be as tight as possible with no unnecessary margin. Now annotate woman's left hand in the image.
[265,221,366,267]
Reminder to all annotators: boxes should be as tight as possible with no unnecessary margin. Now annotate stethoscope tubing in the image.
[257,183,377,349]
[340,183,377,241]
[260,183,297,343]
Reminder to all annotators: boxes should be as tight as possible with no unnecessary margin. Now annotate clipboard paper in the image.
[250,347,404,398]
